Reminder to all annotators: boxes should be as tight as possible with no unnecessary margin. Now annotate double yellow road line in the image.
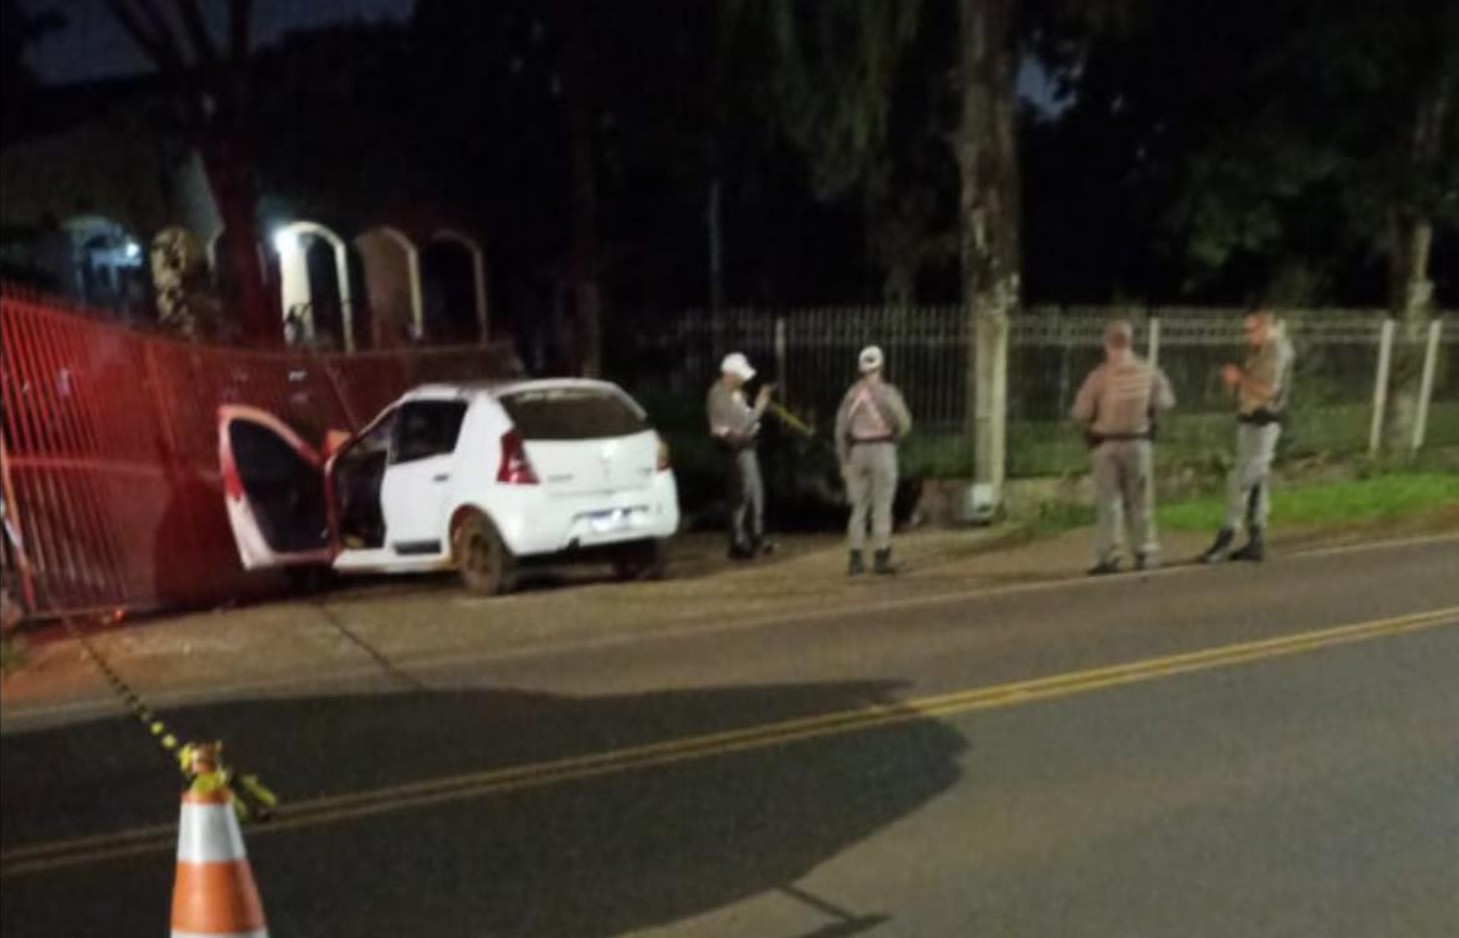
[5,604,1456,877]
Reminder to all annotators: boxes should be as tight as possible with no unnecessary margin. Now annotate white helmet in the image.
[720,352,756,381]
[858,345,885,374]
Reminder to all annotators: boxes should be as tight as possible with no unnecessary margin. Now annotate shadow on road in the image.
[3,679,965,937]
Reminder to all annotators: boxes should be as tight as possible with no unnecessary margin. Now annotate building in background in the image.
[0,78,489,349]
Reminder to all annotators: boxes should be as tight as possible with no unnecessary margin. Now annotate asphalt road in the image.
[3,536,1457,937]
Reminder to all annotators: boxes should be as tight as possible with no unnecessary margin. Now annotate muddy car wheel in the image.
[452,512,516,595]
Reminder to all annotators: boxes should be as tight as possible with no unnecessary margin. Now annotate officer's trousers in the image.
[1091,439,1158,563]
[846,441,898,553]
[1224,422,1282,531]
[726,448,764,550]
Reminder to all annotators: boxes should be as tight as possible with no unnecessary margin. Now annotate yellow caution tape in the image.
[65,617,278,823]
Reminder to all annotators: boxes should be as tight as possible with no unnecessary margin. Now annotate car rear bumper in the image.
[496,473,680,557]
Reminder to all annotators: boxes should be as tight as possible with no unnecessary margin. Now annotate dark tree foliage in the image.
[1,0,64,144]
[102,0,277,344]
[1027,0,1457,307]
[22,0,1451,330]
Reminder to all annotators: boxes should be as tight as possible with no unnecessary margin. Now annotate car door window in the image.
[391,401,468,465]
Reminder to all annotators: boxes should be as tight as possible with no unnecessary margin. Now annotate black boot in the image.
[1199,528,1235,564]
[873,549,899,576]
[1087,559,1121,576]
[848,550,865,576]
[1230,527,1265,562]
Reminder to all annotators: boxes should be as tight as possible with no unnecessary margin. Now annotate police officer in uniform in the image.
[707,352,774,560]
[1071,320,1176,574]
[835,346,913,576]
[1200,308,1295,563]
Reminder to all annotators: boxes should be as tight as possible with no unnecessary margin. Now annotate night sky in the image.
[23,0,1061,108]
[23,0,413,84]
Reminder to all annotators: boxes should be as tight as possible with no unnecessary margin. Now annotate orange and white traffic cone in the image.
[171,744,269,937]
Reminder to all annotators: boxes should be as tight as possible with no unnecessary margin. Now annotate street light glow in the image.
[273,229,298,254]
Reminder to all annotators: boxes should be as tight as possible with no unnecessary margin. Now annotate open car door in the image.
[218,405,335,569]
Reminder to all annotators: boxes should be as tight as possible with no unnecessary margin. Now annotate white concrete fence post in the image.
[1368,318,1396,455]
[1410,318,1444,454]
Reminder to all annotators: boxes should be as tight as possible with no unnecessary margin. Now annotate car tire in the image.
[613,538,669,582]
[452,512,516,595]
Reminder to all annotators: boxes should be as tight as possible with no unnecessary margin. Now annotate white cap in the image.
[1103,319,1133,348]
[721,352,756,381]
[858,345,885,373]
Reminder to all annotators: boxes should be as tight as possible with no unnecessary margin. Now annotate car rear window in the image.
[500,387,648,440]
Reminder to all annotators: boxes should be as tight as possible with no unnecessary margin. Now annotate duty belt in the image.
[1087,430,1152,444]
[1238,408,1283,426]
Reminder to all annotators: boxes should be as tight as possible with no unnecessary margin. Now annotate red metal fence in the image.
[0,289,523,618]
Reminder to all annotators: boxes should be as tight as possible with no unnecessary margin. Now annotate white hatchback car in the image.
[218,379,681,593]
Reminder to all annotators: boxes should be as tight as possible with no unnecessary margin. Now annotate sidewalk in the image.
[3,518,1453,731]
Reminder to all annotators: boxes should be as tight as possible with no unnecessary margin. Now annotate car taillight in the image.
[497,429,539,484]
[656,436,672,472]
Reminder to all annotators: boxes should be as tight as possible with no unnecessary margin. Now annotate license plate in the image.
[588,509,634,534]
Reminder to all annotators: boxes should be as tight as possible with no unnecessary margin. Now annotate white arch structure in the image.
[355,224,424,341]
[167,220,489,350]
[272,220,357,351]
[429,228,489,342]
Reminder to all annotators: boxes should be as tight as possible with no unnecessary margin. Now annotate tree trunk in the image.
[561,6,602,378]
[707,176,725,315]
[705,0,729,317]
[1382,210,1434,457]
[201,132,276,346]
[101,0,275,346]
[569,96,603,378]
[1382,73,1447,457]
[956,0,1020,495]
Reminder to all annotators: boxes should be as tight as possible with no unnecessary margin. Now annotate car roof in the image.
[398,377,626,404]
